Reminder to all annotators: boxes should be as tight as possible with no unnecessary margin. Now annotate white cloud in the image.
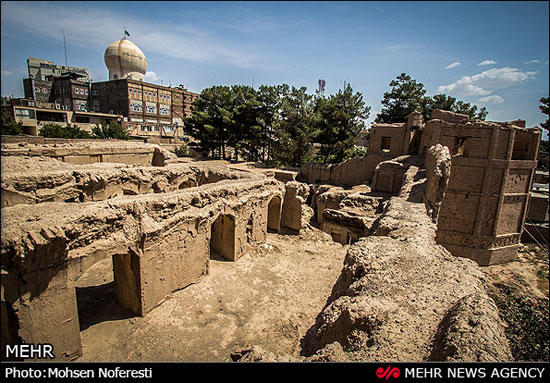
[478,60,496,66]
[477,95,504,104]
[445,62,460,70]
[523,59,539,64]
[437,67,537,97]
[1,69,12,77]
[488,110,504,118]
[144,71,158,82]
[0,2,263,69]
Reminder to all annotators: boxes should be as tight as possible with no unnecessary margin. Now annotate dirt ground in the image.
[75,228,346,362]
[71,195,548,364]
[483,243,549,299]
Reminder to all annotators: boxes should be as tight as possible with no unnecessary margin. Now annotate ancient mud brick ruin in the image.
[422,111,541,265]
[0,110,541,361]
[1,140,299,360]
[299,110,541,265]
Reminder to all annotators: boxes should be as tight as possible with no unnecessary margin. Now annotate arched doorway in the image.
[75,251,141,332]
[210,215,236,261]
[267,196,282,233]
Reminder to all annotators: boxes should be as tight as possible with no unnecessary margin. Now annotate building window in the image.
[452,137,467,156]
[76,116,90,123]
[75,100,88,111]
[154,126,160,131]
[15,108,36,119]
[159,104,170,115]
[130,101,143,112]
[146,102,157,114]
[381,136,392,152]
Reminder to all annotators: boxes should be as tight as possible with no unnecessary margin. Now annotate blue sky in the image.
[1,1,549,132]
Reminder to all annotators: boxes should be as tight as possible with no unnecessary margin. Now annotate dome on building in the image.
[104,38,147,81]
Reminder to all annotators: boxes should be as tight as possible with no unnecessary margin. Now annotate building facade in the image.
[91,78,198,141]
[51,72,91,112]
[13,36,200,142]
[27,57,89,82]
[3,98,122,136]
[23,56,92,112]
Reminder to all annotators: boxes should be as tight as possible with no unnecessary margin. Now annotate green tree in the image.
[1,108,24,135]
[376,74,488,123]
[91,121,129,140]
[228,85,262,162]
[315,83,371,163]
[423,94,457,120]
[375,73,427,123]
[453,100,488,120]
[540,97,549,132]
[271,86,318,167]
[256,84,290,164]
[39,123,91,138]
[185,85,233,159]
[424,94,487,120]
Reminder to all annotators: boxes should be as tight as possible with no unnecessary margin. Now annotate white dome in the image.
[104,38,147,81]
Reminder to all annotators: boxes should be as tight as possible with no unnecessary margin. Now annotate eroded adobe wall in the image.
[315,187,389,244]
[297,113,424,188]
[1,166,285,360]
[1,156,258,207]
[368,123,407,156]
[297,155,383,186]
[235,164,513,362]
[1,139,178,167]
[423,113,541,265]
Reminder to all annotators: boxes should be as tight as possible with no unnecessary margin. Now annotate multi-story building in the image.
[91,37,199,142]
[91,79,198,140]
[11,37,199,141]
[27,57,89,82]
[3,97,122,136]
[51,72,90,112]
[23,57,90,104]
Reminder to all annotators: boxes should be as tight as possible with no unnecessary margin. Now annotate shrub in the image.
[39,123,91,139]
[490,285,549,361]
[1,108,24,135]
[172,143,189,157]
[91,121,129,140]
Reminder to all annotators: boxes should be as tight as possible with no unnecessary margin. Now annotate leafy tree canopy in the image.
[375,73,487,123]
[1,108,24,135]
[185,82,372,167]
[375,73,426,124]
[316,83,371,163]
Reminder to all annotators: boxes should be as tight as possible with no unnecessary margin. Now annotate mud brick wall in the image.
[1,167,287,360]
[424,118,541,265]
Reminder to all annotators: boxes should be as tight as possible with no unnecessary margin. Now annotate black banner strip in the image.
[1,362,548,382]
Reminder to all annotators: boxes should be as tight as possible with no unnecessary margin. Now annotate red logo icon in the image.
[376,366,401,380]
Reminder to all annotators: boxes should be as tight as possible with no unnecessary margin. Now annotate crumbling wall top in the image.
[431,109,470,124]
